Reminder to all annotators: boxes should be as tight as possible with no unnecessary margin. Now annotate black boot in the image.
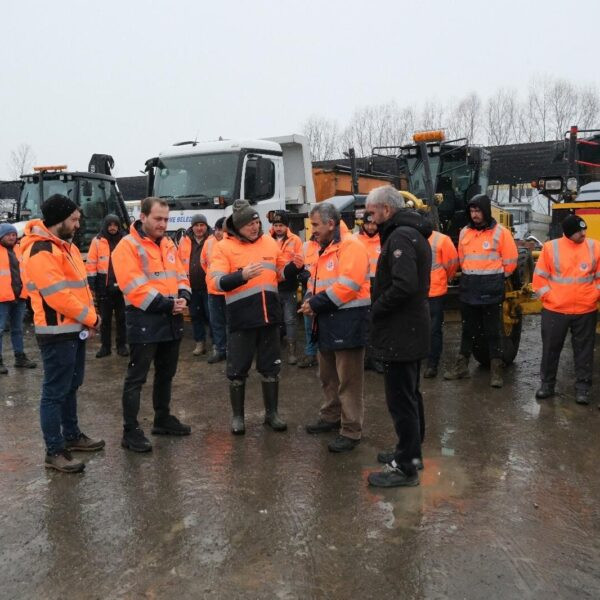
[262,380,287,431]
[0,358,7,375]
[230,382,245,435]
[14,353,37,369]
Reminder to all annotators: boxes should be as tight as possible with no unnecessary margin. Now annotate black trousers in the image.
[459,302,502,360]
[541,308,597,392]
[122,339,180,429]
[226,325,281,381]
[383,360,424,476]
[427,295,445,368]
[99,287,126,349]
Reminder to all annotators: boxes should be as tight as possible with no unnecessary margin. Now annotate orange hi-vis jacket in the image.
[113,223,191,312]
[533,235,600,314]
[428,231,459,297]
[209,224,296,332]
[20,220,97,339]
[201,234,224,296]
[354,230,381,278]
[86,236,112,289]
[271,227,302,292]
[0,243,27,302]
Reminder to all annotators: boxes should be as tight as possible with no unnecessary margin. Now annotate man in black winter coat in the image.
[365,186,432,488]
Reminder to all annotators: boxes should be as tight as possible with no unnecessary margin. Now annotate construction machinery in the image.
[15,154,130,253]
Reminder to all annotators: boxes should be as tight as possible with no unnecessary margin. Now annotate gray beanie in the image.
[0,223,18,240]
[191,213,208,226]
[232,199,259,230]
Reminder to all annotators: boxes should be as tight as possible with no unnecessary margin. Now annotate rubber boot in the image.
[262,380,287,431]
[287,341,298,365]
[443,355,470,380]
[490,358,504,388]
[0,357,7,375]
[229,381,245,435]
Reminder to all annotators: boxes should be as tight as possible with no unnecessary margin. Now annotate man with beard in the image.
[86,214,127,357]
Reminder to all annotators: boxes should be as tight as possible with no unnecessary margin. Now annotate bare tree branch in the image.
[8,143,36,179]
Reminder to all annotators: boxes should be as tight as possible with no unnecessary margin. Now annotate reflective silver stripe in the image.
[430,232,441,266]
[225,287,262,305]
[216,275,225,292]
[26,281,37,291]
[86,260,97,265]
[122,275,150,295]
[462,268,504,275]
[549,275,595,284]
[149,270,177,280]
[552,239,560,275]
[178,284,192,293]
[431,263,443,271]
[140,289,159,310]
[340,298,371,309]
[35,324,83,334]
[97,269,108,274]
[177,273,187,281]
[0,269,10,276]
[459,227,467,242]
[491,225,502,251]
[39,279,87,296]
[87,274,97,279]
[261,262,277,272]
[337,276,361,291]
[587,239,596,272]
[325,287,343,306]
[463,252,501,261]
[210,271,226,280]
[126,235,151,274]
[76,305,89,322]
[314,277,337,288]
[534,268,551,278]
[536,285,551,297]
[446,258,459,265]
[502,258,518,265]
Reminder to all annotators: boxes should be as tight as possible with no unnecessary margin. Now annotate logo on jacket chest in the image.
[326,259,335,271]
[580,262,589,271]
[482,241,491,250]
[167,252,176,264]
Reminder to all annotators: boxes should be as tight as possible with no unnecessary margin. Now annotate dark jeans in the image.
[39,339,86,454]
[227,325,281,381]
[279,290,298,342]
[207,294,227,354]
[459,302,502,360]
[189,289,210,342]
[0,299,26,355]
[122,340,181,430]
[382,360,424,476]
[427,295,445,368]
[98,287,126,349]
[303,314,317,356]
[541,308,597,392]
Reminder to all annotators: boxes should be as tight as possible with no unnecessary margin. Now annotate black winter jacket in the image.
[369,210,432,362]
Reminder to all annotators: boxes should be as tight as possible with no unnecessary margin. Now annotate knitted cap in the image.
[0,223,18,240]
[41,194,79,227]
[562,214,587,238]
[191,213,208,226]
[232,199,259,229]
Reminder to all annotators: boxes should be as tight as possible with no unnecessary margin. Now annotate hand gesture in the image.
[242,262,264,281]
[298,300,314,317]
[172,298,187,314]
[292,253,304,269]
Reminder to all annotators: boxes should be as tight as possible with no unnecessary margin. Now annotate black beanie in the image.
[232,199,259,230]
[42,194,79,227]
[271,210,289,226]
[562,214,587,238]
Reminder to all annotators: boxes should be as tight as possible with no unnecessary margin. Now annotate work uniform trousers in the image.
[207,294,227,355]
[122,339,180,430]
[226,325,281,381]
[383,360,425,476]
[459,302,502,361]
[189,289,211,343]
[0,299,26,355]
[540,308,597,392]
[427,295,445,368]
[98,287,126,350]
[278,291,298,342]
[318,347,365,440]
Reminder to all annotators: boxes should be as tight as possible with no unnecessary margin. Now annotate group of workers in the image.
[1,185,599,487]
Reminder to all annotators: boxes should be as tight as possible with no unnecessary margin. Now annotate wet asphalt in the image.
[1,316,600,599]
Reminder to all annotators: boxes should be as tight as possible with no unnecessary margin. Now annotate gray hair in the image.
[310,202,340,225]
[366,186,405,212]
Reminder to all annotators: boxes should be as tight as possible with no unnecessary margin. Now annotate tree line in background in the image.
[303,76,600,161]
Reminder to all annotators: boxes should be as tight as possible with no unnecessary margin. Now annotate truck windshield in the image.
[154,152,239,205]
[406,156,441,199]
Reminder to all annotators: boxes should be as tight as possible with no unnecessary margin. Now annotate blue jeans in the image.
[428,296,445,368]
[208,294,227,354]
[279,290,298,342]
[39,339,86,454]
[0,300,26,355]
[303,314,317,357]
[189,289,210,342]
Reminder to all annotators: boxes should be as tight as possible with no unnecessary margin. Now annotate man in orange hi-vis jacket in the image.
[113,197,192,453]
[532,215,600,405]
[444,194,517,388]
[21,194,105,474]
[424,229,458,378]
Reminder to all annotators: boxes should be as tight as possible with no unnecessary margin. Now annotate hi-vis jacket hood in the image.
[20,219,97,340]
[467,194,496,230]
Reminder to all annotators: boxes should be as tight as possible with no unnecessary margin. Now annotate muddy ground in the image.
[1,316,599,599]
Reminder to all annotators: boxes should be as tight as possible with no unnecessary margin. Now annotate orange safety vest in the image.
[20,220,97,336]
[0,244,27,302]
[354,231,380,278]
[533,235,600,314]
[429,231,459,297]
[200,234,224,296]
[112,223,191,310]
[208,232,286,331]
[458,223,518,277]
[85,236,111,287]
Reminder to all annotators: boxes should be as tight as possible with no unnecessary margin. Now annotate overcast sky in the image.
[2,0,599,179]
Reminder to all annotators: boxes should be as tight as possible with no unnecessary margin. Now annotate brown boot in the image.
[443,355,470,380]
[192,341,206,356]
[45,449,85,473]
[490,358,504,388]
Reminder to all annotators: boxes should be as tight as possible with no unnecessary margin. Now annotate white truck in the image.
[144,134,316,236]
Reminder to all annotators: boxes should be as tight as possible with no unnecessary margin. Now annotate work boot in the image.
[535,383,555,399]
[297,354,318,368]
[14,352,36,369]
[490,358,504,388]
[287,341,298,365]
[121,427,153,452]
[152,414,192,435]
[192,341,206,356]
[65,433,105,452]
[262,380,287,431]
[95,346,111,358]
[207,349,226,364]
[423,364,438,378]
[328,435,360,453]
[377,450,424,471]
[230,382,245,435]
[45,449,85,473]
[575,390,591,406]
[368,463,419,488]
[0,358,7,375]
[444,355,470,380]
[305,418,341,434]
[117,345,129,357]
